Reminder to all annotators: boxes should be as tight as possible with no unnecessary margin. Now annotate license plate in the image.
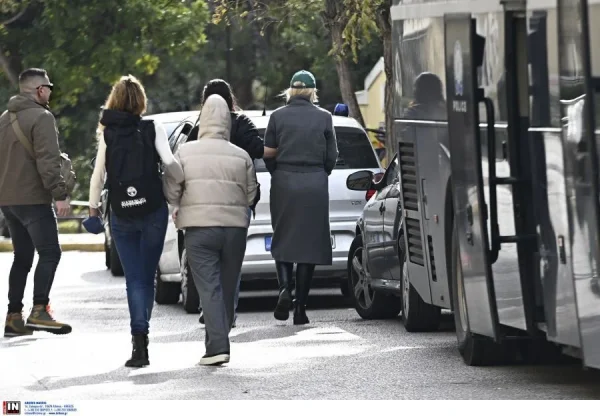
[264,235,335,251]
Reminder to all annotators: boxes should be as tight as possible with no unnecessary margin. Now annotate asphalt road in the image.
[1,252,600,400]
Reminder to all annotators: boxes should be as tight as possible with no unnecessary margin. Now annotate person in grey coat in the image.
[264,70,339,325]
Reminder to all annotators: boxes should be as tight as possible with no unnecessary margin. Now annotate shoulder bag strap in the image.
[9,112,35,159]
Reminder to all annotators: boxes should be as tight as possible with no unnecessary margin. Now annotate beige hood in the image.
[198,94,231,140]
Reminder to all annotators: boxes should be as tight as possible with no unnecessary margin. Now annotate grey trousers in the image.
[185,226,247,356]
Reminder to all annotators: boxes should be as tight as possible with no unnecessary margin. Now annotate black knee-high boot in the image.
[274,261,294,320]
[294,263,315,325]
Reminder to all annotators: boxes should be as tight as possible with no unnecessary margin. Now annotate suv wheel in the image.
[155,268,181,305]
[347,234,401,319]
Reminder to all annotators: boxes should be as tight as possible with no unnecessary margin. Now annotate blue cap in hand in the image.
[82,216,105,235]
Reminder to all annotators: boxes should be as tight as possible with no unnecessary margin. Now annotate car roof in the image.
[144,109,366,131]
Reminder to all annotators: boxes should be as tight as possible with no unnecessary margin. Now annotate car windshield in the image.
[164,122,181,139]
[254,127,379,172]
[164,121,190,150]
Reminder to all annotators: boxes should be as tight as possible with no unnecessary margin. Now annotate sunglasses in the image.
[37,84,54,91]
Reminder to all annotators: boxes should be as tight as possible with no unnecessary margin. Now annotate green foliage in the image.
[1,0,209,110]
[0,0,22,15]
[58,220,83,234]
[0,0,210,199]
[0,0,385,199]
[212,0,382,112]
[343,0,385,62]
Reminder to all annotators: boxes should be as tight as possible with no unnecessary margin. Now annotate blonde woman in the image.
[88,75,183,368]
[264,70,338,325]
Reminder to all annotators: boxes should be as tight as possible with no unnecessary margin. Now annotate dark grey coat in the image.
[264,96,339,265]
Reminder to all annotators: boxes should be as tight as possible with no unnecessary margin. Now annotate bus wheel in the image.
[451,221,505,366]
[399,237,441,332]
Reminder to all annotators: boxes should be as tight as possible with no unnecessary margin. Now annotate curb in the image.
[0,241,104,253]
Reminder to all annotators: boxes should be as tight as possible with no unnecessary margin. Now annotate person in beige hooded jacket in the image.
[164,94,257,366]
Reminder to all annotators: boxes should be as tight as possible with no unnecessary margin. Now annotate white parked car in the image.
[102,110,384,313]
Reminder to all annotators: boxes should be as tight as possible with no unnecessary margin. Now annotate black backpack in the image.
[104,120,164,218]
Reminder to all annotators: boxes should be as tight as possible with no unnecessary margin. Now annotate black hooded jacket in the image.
[189,112,264,160]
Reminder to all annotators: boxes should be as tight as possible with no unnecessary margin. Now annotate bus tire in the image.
[399,237,441,332]
[451,221,505,366]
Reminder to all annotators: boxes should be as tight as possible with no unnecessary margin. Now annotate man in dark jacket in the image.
[0,68,73,337]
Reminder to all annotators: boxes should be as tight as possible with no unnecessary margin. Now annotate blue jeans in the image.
[110,202,168,335]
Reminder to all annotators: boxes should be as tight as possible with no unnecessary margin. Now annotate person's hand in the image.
[89,207,100,217]
[263,146,277,159]
[55,200,71,218]
[172,208,179,223]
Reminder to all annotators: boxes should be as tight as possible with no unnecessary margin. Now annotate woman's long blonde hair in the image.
[104,74,147,115]
[98,74,147,134]
[280,81,318,104]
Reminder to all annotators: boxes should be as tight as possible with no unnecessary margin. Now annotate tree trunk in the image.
[322,0,365,126]
[0,45,20,88]
[377,0,395,160]
[234,76,254,109]
[329,23,365,126]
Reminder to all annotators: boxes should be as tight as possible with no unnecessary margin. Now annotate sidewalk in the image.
[0,233,104,252]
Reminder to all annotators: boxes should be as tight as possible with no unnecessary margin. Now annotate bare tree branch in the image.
[0,1,28,26]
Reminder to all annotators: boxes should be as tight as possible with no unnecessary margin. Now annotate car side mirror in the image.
[346,170,374,191]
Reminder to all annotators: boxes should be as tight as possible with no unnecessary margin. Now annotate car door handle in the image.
[379,203,386,214]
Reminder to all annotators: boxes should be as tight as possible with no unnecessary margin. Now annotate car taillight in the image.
[366,189,376,201]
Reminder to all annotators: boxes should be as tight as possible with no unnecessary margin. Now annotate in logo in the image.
[127,186,138,197]
[3,401,20,415]
[453,40,464,96]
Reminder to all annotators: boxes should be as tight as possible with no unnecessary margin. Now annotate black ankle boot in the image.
[293,301,309,325]
[125,334,149,367]
[274,261,294,321]
[293,263,315,325]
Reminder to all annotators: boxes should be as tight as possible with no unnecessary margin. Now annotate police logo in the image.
[454,40,464,96]
[127,186,137,197]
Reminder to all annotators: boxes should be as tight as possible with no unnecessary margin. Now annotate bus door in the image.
[526,5,580,349]
[443,14,500,340]
[556,0,600,369]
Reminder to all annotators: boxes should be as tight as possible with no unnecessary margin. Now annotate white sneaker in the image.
[199,353,230,366]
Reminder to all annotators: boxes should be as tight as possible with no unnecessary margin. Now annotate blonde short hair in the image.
[281,81,318,103]
[103,75,147,116]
